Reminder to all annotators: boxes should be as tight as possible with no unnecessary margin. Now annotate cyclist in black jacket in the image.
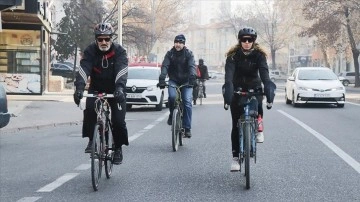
[222,27,276,172]
[158,34,196,138]
[73,22,129,165]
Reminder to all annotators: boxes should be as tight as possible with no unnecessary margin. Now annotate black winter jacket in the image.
[160,47,196,84]
[74,42,128,93]
[223,44,272,104]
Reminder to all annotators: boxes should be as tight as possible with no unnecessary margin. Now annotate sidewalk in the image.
[2,90,83,134]
[1,87,359,134]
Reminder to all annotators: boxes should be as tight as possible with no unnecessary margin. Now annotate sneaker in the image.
[167,115,172,125]
[193,100,197,105]
[113,148,123,165]
[256,132,264,143]
[184,129,192,138]
[84,140,92,153]
[204,93,206,98]
[257,115,263,132]
[230,157,240,172]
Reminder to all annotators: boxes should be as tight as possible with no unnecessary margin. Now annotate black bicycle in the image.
[82,93,117,191]
[227,88,270,189]
[167,84,191,151]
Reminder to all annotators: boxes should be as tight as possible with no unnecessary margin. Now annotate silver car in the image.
[338,71,356,86]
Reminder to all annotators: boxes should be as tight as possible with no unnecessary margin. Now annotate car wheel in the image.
[126,104,132,111]
[155,94,164,111]
[285,89,291,104]
[342,80,350,86]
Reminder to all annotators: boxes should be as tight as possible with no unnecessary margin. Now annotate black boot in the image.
[84,140,92,153]
[113,147,123,165]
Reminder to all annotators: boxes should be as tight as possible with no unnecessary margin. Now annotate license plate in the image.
[127,93,142,98]
[314,94,330,97]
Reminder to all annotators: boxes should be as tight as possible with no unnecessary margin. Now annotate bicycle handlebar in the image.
[224,89,272,110]
[82,93,114,98]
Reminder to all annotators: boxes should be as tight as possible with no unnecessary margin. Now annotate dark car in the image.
[50,63,77,80]
[0,84,10,128]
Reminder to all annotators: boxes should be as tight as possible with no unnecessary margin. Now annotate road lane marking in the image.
[128,112,168,142]
[16,197,42,202]
[279,110,360,174]
[36,173,79,192]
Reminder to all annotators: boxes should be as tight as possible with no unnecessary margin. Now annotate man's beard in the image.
[98,44,110,51]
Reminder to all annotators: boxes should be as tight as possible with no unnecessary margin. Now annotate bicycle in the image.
[167,84,191,151]
[197,79,205,105]
[82,92,118,191]
[226,88,270,189]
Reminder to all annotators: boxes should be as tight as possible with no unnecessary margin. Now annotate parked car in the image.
[269,69,287,82]
[50,63,77,80]
[285,67,345,108]
[0,84,10,128]
[126,65,168,111]
[338,71,356,86]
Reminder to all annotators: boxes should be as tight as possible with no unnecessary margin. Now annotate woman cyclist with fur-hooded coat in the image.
[222,27,276,172]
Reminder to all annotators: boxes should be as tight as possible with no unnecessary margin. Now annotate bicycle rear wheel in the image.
[104,121,114,179]
[91,123,103,191]
[244,121,251,189]
[172,108,180,151]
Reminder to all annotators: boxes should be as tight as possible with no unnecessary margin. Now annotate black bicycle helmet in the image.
[238,27,257,40]
[94,22,114,37]
[199,59,204,65]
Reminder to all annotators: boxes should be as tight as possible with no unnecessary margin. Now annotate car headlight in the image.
[146,85,157,91]
[298,86,312,91]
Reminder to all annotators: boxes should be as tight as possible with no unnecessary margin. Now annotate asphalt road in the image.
[1,80,359,202]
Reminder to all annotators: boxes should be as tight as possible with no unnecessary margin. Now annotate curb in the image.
[1,120,83,135]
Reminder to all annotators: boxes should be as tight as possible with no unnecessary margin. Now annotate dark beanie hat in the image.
[174,34,186,44]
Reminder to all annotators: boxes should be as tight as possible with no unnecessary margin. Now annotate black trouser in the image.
[82,97,129,148]
[230,94,263,157]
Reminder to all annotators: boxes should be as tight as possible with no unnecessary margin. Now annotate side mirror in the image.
[287,76,295,81]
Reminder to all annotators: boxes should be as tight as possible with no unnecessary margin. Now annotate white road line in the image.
[36,173,80,192]
[74,164,91,170]
[279,110,360,174]
[16,197,42,202]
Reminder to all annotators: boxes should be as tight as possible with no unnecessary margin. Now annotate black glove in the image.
[264,81,276,108]
[73,89,84,106]
[189,75,196,86]
[157,79,166,89]
[114,87,125,103]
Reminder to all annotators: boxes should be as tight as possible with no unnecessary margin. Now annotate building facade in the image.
[0,0,52,94]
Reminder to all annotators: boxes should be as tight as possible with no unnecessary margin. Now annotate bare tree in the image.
[301,0,360,87]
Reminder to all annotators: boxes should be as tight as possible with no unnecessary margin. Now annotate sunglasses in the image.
[240,38,255,43]
[174,40,185,44]
[96,38,111,42]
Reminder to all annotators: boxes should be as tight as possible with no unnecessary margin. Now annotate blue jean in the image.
[168,80,193,130]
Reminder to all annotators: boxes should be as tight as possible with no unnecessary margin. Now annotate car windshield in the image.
[128,68,159,80]
[298,69,338,80]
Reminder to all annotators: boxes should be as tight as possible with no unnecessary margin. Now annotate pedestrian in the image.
[222,27,276,171]
[157,34,196,138]
[73,22,129,165]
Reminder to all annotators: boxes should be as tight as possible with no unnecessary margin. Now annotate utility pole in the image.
[118,0,122,45]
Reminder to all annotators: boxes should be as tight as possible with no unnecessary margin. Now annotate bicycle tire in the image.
[91,123,103,191]
[244,121,251,189]
[178,109,183,146]
[104,121,114,179]
[172,108,179,151]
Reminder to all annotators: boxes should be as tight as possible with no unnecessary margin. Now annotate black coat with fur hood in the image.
[223,43,272,104]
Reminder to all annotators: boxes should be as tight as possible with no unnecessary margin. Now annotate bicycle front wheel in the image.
[104,121,114,179]
[91,123,103,191]
[172,108,180,151]
[244,121,251,189]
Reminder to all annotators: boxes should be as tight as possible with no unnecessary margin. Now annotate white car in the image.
[285,67,345,108]
[126,66,168,111]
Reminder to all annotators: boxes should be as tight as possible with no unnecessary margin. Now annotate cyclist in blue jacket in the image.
[223,27,276,171]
